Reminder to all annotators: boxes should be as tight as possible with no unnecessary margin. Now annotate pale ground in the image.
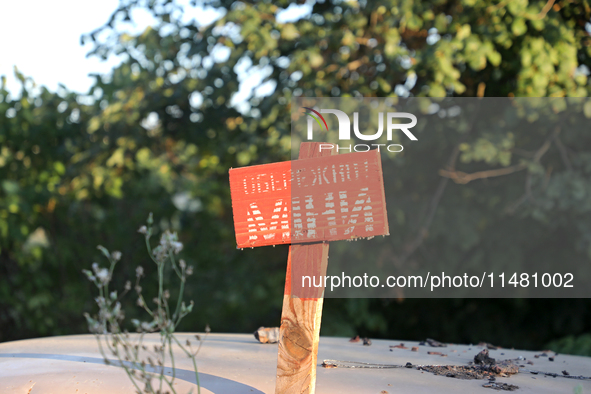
[1,333,590,394]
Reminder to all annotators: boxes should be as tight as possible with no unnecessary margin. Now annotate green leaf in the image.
[428,84,446,97]
[97,245,111,260]
[487,51,502,67]
[53,161,66,175]
[512,18,527,36]
[281,24,299,40]
[377,77,392,93]
[507,0,528,15]
[309,53,324,68]
[2,180,19,194]
[456,24,471,40]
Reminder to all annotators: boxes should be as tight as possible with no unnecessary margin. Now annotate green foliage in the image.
[1,0,591,352]
[548,334,591,357]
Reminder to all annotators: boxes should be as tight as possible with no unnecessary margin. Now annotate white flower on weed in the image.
[96,268,110,284]
[92,262,99,274]
[89,320,104,334]
[159,232,169,247]
[82,269,95,282]
[152,245,167,263]
[179,259,186,269]
[138,225,148,235]
[99,309,112,320]
[111,251,122,261]
[95,296,106,307]
[154,230,183,261]
[112,302,123,320]
[172,241,183,254]
[136,266,144,277]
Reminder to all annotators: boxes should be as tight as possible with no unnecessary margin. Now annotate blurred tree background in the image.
[1,0,591,355]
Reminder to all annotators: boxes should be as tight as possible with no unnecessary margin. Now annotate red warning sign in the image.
[229,150,388,248]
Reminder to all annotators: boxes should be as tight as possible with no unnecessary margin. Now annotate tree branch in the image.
[553,133,573,171]
[504,127,561,213]
[398,101,482,263]
[527,0,556,20]
[440,126,555,185]
[439,163,528,184]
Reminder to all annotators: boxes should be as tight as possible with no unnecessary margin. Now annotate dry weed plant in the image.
[83,213,206,394]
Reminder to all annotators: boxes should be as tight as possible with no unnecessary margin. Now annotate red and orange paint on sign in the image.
[229,150,388,249]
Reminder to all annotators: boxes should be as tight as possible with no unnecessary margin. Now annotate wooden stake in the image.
[275,142,335,394]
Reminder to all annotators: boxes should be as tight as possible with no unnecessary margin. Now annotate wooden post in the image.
[275,142,335,394]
